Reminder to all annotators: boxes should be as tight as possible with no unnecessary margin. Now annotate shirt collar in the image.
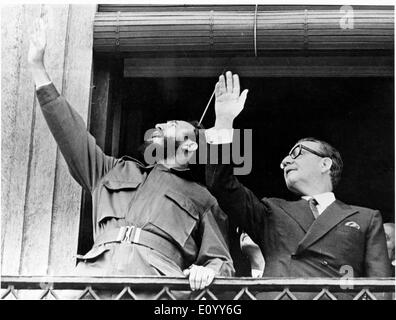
[302,192,336,208]
[119,155,154,170]
[155,163,198,181]
[156,163,190,172]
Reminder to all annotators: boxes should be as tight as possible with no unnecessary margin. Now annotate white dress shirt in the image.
[36,81,52,90]
[302,192,336,216]
[205,127,234,144]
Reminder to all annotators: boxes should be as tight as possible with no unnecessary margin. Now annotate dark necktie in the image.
[308,198,319,219]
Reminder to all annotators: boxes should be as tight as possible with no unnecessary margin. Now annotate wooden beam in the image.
[98,5,395,13]
[20,5,70,276]
[90,58,123,155]
[124,56,394,78]
[90,61,112,150]
[93,8,394,54]
[1,4,41,275]
[110,60,124,158]
[1,4,97,277]
[48,4,97,276]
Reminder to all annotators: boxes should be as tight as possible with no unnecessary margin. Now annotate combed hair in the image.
[298,137,343,189]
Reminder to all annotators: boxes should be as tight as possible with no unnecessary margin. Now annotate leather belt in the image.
[94,226,184,268]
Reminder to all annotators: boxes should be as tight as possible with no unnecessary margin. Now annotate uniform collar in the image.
[155,162,190,172]
[119,155,196,180]
[155,163,199,182]
[119,155,154,170]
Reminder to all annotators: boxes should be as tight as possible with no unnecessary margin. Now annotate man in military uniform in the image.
[28,19,234,298]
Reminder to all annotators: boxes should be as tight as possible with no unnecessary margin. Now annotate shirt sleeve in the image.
[205,128,234,144]
[36,81,53,90]
[251,268,264,278]
[36,83,117,193]
[194,204,235,276]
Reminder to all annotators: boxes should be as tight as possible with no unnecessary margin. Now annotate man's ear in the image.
[180,139,198,152]
[321,157,333,173]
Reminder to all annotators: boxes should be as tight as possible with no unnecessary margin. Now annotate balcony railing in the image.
[1,276,395,300]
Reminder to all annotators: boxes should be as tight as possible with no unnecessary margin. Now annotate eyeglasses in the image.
[280,143,329,169]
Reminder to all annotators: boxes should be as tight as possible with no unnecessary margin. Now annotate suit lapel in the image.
[296,200,358,255]
[277,199,315,233]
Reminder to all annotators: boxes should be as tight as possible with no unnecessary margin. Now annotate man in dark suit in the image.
[205,71,392,298]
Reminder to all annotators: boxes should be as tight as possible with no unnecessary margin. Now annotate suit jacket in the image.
[206,162,392,283]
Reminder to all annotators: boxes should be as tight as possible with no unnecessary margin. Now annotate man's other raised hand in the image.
[214,71,248,129]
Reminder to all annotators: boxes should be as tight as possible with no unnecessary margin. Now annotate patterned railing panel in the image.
[1,276,395,300]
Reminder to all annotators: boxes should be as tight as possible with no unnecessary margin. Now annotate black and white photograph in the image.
[1,0,395,306]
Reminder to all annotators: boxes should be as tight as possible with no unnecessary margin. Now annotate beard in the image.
[141,137,183,164]
[139,137,205,184]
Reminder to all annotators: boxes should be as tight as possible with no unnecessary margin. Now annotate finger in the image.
[207,271,215,286]
[28,22,35,36]
[232,74,240,96]
[218,74,226,93]
[226,71,233,93]
[33,19,38,36]
[188,271,194,291]
[31,19,36,33]
[193,267,202,291]
[37,18,42,33]
[31,28,37,45]
[193,267,201,291]
[199,270,210,290]
[183,268,190,277]
[35,19,41,40]
[239,89,249,106]
[39,18,44,30]
[39,17,47,32]
[195,268,205,290]
[214,82,221,98]
[189,266,197,291]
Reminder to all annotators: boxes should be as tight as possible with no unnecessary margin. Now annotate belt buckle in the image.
[117,226,141,244]
[132,227,141,243]
[116,226,126,242]
[124,226,134,243]
[116,226,133,243]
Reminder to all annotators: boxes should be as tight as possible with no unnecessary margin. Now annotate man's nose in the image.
[155,123,164,130]
[280,155,293,169]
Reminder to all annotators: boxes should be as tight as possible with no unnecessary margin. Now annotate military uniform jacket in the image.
[36,84,234,278]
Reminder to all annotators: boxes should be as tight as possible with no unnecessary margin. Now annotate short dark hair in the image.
[297,137,343,189]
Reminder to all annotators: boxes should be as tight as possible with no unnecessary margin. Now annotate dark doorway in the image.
[79,72,394,275]
[119,76,394,223]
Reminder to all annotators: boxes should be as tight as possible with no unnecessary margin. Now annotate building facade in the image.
[1,4,394,299]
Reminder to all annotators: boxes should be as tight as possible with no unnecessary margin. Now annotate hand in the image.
[214,71,248,129]
[28,18,47,67]
[183,264,216,291]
